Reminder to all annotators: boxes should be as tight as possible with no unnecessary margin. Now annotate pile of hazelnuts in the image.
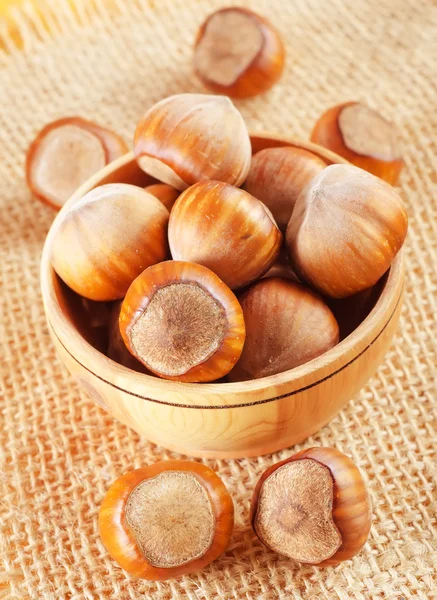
[26,6,407,385]
[28,88,407,384]
[26,7,408,579]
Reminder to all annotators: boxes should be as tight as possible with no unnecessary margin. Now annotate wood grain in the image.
[40,134,404,458]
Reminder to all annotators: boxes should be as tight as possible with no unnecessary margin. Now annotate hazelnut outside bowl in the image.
[40,134,404,459]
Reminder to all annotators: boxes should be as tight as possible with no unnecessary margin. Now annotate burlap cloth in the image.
[1,0,436,598]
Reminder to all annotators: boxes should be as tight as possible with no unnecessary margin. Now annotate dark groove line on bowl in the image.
[50,284,403,409]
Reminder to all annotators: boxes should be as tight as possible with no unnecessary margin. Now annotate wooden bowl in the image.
[40,134,404,459]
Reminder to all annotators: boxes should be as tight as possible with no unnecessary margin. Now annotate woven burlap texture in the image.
[1,0,436,598]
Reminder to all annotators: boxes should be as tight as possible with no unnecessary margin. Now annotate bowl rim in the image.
[40,133,405,407]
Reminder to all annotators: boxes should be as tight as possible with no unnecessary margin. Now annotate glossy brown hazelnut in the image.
[310,102,403,185]
[144,183,179,212]
[134,94,251,190]
[286,164,408,298]
[169,181,282,290]
[244,146,327,231]
[51,183,169,301]
[119,261,246,382]
[228,278,339,381]
[251,447,372,566]
[99,460,234,580]
[26,117,128,210]
[107,301,150,373]
[194,7,285,99]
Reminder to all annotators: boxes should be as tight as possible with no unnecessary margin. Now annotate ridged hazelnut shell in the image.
[194,7,285,99]
[228,278,339,381]
[119,261,246,382]
[286,164,408,298]
[26,116,128,210]
[244,147,326,231]
[169,181,282,290]
[310,102,403,185]
[250,447,372,566]
[134,94,252,190]
[51,183,169,301]
[107,301,151,374]
[144,183,179,212]
[99,460,234,580]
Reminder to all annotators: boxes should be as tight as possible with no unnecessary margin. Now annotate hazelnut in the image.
[169,181,282,290]
[51,183,169,301]
[244,147,327,231]
[251,447,372,566]
[134,93,251,190]
[119,261,246,382]
[310,102,403,184]
[228,278,339,381]
[99,460,234,580]
[194,7,285,99]
[107,301,150,373]
[286,164,408,298]
[144,183,179,212]
[26,117,128,210]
